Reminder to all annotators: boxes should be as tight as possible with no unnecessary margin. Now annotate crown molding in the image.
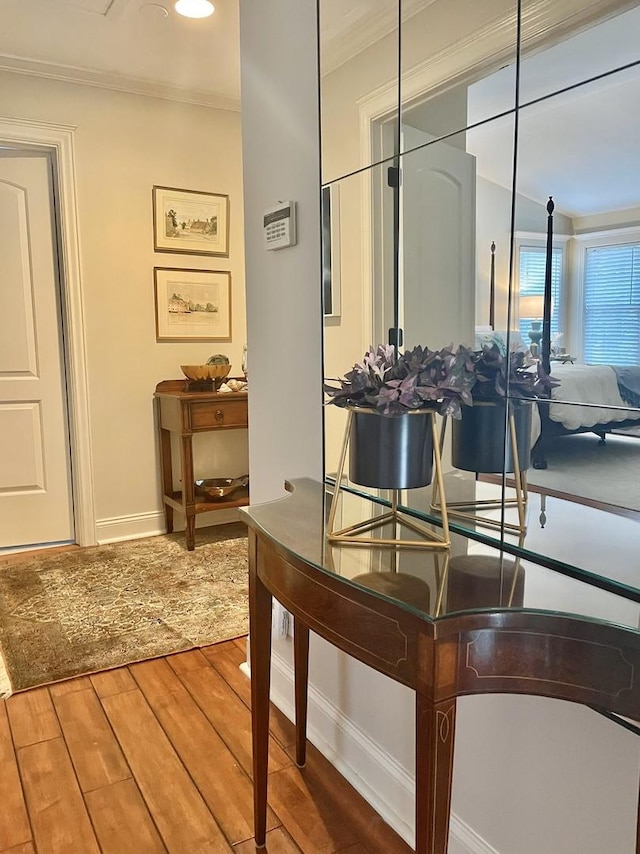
[321,0,437,76]
[0,54,240,112]
[357,0,636,122]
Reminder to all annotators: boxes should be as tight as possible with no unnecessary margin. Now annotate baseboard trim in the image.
[269,650,415,845]
[95,511,166,544]
[449,814,501,854]
[95,508,244,544]
[268,649,499,854]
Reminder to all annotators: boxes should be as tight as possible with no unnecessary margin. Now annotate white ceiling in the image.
[0,0,431,110]
[0,0,241,108]
[466,5,640,219]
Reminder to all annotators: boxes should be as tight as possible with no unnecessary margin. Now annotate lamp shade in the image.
[519,294,545,319]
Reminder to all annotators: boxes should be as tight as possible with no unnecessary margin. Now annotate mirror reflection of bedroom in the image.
[320,0,640,588]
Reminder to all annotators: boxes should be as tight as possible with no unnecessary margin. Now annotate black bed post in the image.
[542,196,554,375]
[489,241,496,330]
[388,158,402,351]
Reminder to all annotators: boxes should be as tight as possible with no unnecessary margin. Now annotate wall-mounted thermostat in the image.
[263,201,297,250]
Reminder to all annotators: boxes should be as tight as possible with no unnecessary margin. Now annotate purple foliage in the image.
[324,343,477,419]
[471,344,560,402]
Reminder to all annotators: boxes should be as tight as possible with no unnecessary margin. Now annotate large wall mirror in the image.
[320,0,640,600]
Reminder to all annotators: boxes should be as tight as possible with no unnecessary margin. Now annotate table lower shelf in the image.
[163,488,250,514]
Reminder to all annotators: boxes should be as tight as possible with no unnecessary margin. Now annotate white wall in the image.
[238,0,324,505]
[453,693,639,854]
[573,205,640,234]
[0,72,246,542]
[476,176,574,329]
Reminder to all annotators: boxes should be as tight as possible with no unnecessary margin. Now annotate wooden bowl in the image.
[195,475,249,501]
[180,364,231,382]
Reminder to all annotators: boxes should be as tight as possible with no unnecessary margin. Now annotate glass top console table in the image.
[241,479,640,854]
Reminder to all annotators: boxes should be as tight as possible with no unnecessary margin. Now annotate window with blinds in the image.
[518,245,562,345]
[583,242,640,365]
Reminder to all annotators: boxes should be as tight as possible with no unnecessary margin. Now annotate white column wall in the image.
[239,0,323,505]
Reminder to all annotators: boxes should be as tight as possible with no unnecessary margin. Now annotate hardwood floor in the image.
[0,638,411,854]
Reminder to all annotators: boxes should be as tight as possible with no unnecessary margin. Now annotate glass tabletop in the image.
[242,478,640,635]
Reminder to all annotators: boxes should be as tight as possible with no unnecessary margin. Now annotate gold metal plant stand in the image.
[327,409,450,550]
[430,411,528,534]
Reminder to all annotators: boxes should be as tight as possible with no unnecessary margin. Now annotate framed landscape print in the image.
[153,186,230,256]
[154,268,231,341]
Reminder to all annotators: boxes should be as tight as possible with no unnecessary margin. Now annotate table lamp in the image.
[519,294,545,356]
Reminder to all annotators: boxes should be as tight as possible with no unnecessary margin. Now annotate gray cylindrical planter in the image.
[349,408,433,489]
[451,400,532,473]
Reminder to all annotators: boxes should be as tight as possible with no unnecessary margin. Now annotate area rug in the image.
[526,433,640,512]
[0,523,248,697]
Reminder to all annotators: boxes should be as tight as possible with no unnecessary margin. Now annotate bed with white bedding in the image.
[531,362,640,469]
[481,207,640,470]
[472,330,640,467]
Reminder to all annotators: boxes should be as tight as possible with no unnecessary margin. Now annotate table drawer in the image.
[188,399,248,430]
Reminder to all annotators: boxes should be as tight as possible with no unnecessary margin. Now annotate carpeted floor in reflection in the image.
[527,433,640,511]
[0,522,248,696]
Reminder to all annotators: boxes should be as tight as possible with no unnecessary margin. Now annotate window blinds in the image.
[518,246,561,345]
[583,243,640,366]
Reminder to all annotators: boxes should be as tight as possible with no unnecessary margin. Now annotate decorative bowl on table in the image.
[180,364,232,383]
[195,475,249,501]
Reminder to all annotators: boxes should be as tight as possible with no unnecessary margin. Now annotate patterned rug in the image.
[0,523,248,697]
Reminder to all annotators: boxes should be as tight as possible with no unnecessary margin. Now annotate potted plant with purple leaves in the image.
[451,343,559,474]
[324,343,476,489]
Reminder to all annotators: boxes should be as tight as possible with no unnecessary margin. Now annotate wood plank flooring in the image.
[0,638,411,854]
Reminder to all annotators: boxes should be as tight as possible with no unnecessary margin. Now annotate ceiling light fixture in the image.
[174,0,214,18]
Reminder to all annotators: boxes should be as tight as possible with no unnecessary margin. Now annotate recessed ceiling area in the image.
[465,4,640,218]
[400,5,640,219]
[468,65,640,219]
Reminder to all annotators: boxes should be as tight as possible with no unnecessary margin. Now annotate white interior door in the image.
[0,151,74,550]
[400,125,476,350]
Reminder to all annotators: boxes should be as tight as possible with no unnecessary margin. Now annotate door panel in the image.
[0,403,45,491]
[401,124,476,351]
[0,180,38,373]
[0,153,74,549]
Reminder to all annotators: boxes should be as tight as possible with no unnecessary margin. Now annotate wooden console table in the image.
[241,480,640,853]
[154,379,248,550]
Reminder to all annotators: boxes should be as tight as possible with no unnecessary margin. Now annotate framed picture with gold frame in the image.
[154,267,231,342]
[153,186,229,256]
